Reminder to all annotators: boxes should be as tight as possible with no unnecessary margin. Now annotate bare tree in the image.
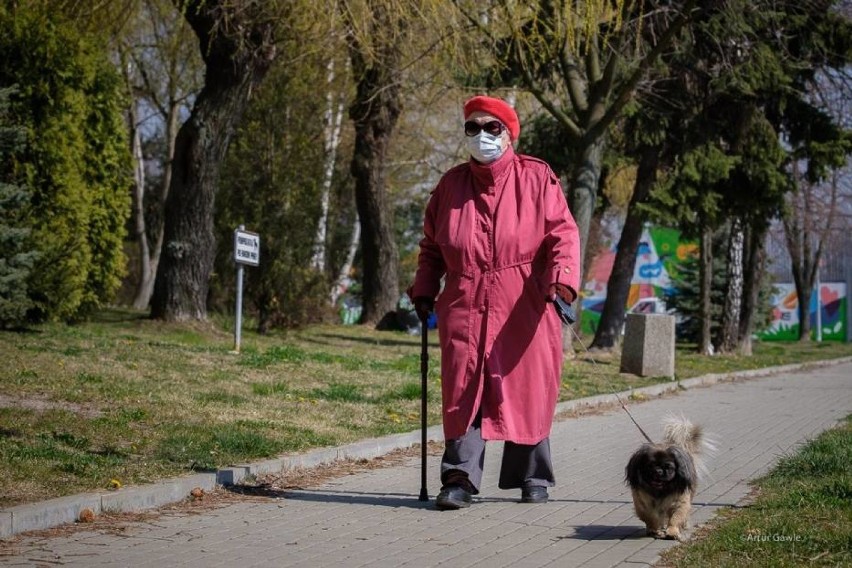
[311,57,348,275]
[340,0,405,324]
[339,0,445,325]
[455,0,698,276]
[118,0,202,310]
[151,0,278,321]
[783,162,847,341]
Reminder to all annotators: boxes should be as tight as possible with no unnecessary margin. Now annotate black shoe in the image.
[436,485,473,510]
[521,486,549,504]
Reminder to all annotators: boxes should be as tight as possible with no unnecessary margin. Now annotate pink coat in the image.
[410,146,580,445]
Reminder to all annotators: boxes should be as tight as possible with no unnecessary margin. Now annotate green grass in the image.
[662,415,852,567]
[311,382,366,402]
[0,307,850,507]
[154,421,304,471]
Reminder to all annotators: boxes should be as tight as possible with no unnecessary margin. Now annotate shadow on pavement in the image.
[224,486,638,511]
[225,485,434,510]
[563,524,648,540]
[226,485,740,514]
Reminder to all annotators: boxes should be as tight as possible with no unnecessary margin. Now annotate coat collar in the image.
[469,145,515,193]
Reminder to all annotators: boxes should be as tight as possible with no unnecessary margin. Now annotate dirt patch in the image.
[0,394,103,419]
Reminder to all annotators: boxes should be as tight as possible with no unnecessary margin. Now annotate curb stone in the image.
[2,355,850,539]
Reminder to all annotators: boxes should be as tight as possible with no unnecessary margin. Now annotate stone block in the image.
[217,465,252,486]
[7,493,101,535]
[620,313,675,378]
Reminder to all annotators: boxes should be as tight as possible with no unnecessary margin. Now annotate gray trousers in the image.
[440,413,555,494]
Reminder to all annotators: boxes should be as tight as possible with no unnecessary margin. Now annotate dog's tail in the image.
[662,414,716,478]
[662,415,704,455]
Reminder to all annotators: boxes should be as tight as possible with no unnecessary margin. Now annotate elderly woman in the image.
[409,95,581,510]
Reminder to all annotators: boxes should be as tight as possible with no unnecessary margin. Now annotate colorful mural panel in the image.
[757,282,848,341]
[578,224,846,342]
[581,226,693,335]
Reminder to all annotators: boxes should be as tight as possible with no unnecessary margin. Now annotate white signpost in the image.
[233,226,260,353]
[234,228,260,267]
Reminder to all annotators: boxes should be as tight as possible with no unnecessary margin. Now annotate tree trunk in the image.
[312,58,346,273]
[330,214,360,306]
[590,147,659,350]
[719,217,744,353]
[134,101,180,309]
[788,243,815,342]
[796,280,813,341]
[128,100,151,311]
[345,4,404,326]
[698,224,714,355]
[785,222,816,342]
[350,109,400,324]
[569,137,605,278]
[738,222,767,356]
[782,170,815,342]
[151,0,275,321]
[781,165,839,342]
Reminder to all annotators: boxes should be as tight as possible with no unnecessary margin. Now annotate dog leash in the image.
[556,300,656,445]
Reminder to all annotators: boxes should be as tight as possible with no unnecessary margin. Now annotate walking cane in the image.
[419,316,429,502]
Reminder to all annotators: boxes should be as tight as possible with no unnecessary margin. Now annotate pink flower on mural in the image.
[821,286,841,320]
[821,286,838,306]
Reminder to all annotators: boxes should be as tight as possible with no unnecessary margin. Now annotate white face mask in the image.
[467,131,506,163]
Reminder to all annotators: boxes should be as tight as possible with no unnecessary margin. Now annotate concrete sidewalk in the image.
[1,361,850,567]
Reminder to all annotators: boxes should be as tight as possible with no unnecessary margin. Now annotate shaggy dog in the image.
[625,416,712,540]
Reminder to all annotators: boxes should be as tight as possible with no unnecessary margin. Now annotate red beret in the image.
[463,95,520,141]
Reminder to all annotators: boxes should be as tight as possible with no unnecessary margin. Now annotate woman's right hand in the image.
[413,297,434,322]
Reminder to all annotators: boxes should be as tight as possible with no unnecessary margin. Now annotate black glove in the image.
[413,296,434,322]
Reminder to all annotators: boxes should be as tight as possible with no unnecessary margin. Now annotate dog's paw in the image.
[663,528,683,541]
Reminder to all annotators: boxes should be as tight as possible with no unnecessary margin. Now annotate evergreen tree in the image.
[646,0,850,352]
[0,4,130,322]
[666,224,776,346]
[664,234,727,346]
[0,86,36,327]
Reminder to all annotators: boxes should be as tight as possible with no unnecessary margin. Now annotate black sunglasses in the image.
[464,120,505,137]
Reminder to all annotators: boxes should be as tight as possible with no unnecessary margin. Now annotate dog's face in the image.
[625,444,695,495]
[645,450,678,488]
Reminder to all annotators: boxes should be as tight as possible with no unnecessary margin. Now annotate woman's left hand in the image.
[548,283,575,304]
